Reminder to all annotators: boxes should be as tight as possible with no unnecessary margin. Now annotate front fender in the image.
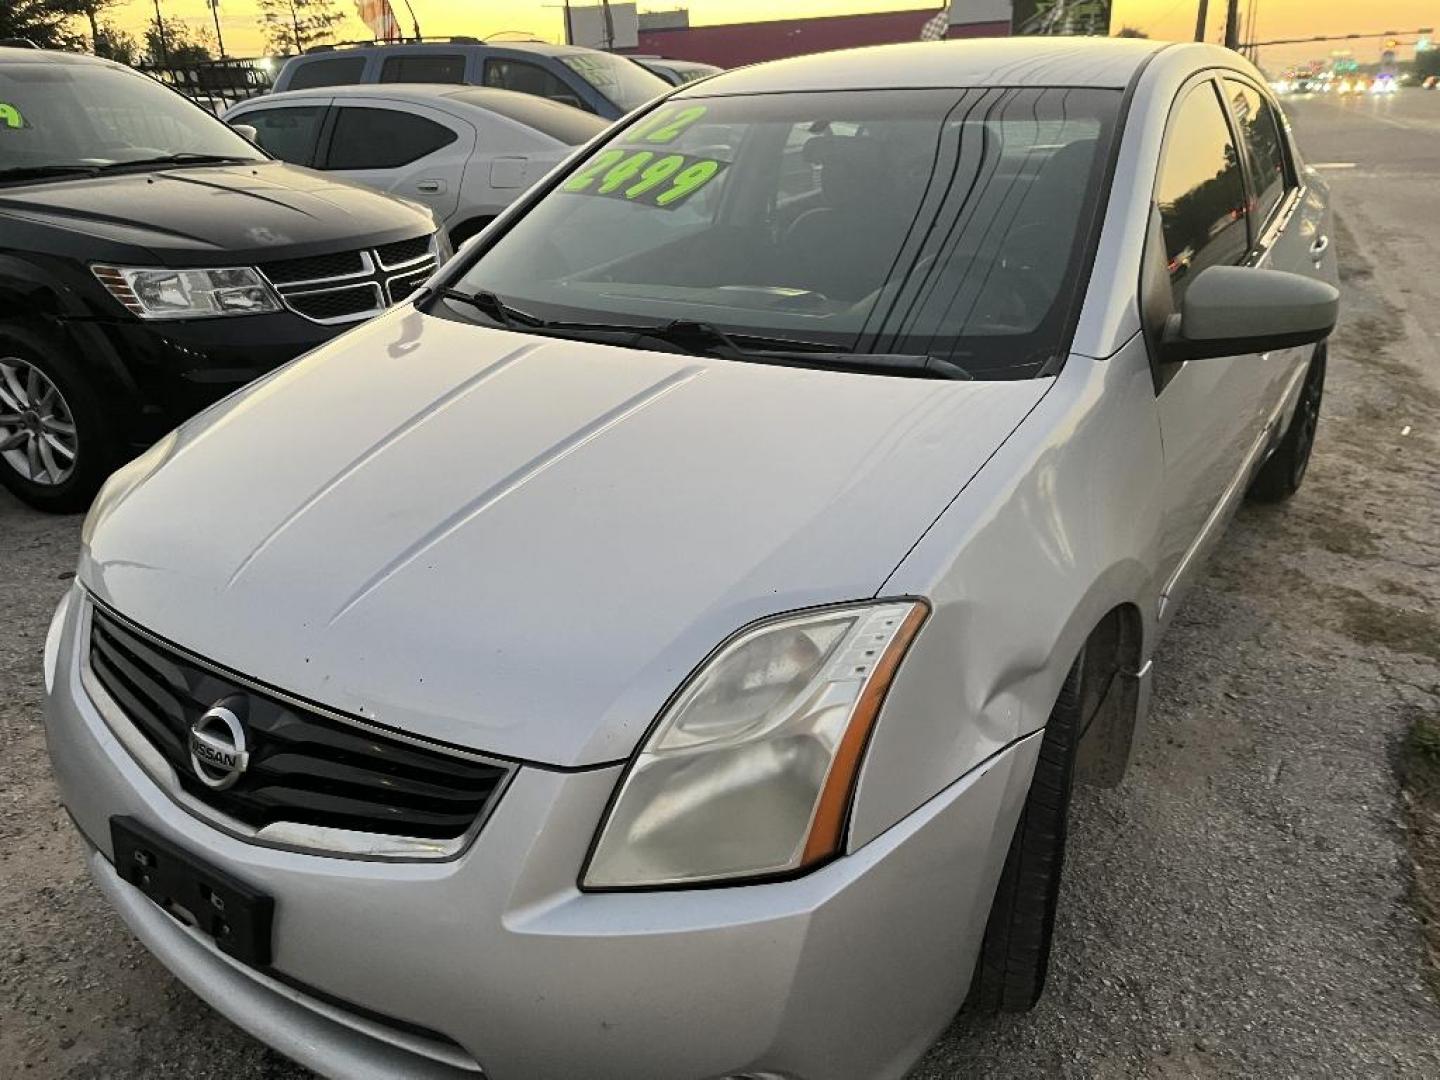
[848,338,1163,849]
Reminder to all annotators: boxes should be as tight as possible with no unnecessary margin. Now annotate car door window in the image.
[1222,78,1290,229]
[1155,81,1250,302]
[380,55,467,84]
[324,107,458,170]
[233,106,325,165]
[483,59,588,111]
[287,56,366,91]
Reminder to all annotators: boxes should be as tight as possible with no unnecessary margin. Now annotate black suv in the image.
[0,47,444,512]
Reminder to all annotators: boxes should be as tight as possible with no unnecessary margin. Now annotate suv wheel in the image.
[0,324,113,513]
[967,651,1085,1013]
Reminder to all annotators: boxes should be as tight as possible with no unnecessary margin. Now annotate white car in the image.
[224,84,609,246]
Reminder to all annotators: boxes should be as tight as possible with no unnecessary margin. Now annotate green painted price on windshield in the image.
[0,103,26,129]
[562,147,726,209]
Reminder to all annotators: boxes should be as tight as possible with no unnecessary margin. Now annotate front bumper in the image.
[74,310,343,445]
[43,589,1039,1080]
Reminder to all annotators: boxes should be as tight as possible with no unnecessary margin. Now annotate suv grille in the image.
[257,234,438,326]
[88,606,510,846]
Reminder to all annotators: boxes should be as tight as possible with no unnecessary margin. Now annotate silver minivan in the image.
[45,37,1338,1080]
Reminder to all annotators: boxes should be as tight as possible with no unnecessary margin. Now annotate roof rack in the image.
[302,36,484,54]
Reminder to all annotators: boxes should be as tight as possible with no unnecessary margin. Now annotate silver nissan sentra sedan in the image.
[43,37,1338,1080]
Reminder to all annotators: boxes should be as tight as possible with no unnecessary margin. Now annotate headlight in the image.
[92,265,280,320]
[584,600,928,889]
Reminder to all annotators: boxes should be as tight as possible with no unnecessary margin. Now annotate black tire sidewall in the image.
[0,322,115,514]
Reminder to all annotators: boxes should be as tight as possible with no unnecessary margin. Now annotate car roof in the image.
[676,36,1175,96]
[236,83,594,114]
[0,46,127,68]
[292,40,588,59]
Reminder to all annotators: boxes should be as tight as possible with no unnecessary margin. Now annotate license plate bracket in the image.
[110,816,274,968]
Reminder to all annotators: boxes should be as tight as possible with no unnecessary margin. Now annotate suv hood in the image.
[82,310,1049,767]
[0,161,433,264]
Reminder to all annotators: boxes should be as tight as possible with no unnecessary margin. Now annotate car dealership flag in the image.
[354,0,402,41]
[920,5,950,40]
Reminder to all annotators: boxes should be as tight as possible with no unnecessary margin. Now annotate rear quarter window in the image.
[286,56,367,91]
[324,107,458,170]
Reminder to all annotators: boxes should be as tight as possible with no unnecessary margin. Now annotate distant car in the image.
[50,37,1339,1080]
[225,85,608,247]
[0,47,443,512]
[271,40,668,120]
[631,55,722,86]
[1370,74,1398,94]
[1424,75,1439,90]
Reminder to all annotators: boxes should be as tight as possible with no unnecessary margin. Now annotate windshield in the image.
[559,51,669,112]
[0,62,264,177]
[444,87,1120,379]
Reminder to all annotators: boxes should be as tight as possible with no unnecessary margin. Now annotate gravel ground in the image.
[3,220,1439,1078]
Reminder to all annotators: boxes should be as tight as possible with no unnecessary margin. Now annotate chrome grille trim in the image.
[259,235,438,326]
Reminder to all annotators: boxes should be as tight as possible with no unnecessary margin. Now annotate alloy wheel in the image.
[0,356,78,487]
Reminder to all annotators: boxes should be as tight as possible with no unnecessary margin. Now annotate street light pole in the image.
[1195,0,1209,42]
[209,0,226,58]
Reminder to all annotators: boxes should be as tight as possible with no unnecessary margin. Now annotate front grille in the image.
[261,250,367,285]
[287,283,384,322]
[88,606,510,843]
[376,235,432,268]
[256,234,438,326]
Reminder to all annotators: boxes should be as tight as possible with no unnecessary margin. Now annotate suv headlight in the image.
[584,600,928,889]
[92,265,281,320]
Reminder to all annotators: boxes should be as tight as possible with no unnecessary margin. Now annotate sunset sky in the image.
[103,0,1437,70]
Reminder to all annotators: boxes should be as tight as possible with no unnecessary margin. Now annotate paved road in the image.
[3,89,1440,1079]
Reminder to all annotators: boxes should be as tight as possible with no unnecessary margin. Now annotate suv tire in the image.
[0,322,116,514]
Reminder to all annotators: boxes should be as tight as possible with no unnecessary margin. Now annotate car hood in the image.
[0,162,433,264]
[81,310,1049,767]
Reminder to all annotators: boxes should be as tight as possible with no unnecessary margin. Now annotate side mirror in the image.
[230,123,260,144]
[1161,266,1338,362]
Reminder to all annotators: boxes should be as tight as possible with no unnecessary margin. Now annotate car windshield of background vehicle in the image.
[444,87,1121,379]
[0,64,265,175]
[560,51,670,111]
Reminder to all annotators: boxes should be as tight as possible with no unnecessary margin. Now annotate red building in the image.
[624,7,1014,69]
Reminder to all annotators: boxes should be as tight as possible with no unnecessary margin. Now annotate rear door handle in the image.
[1309,235,1330,257]
[415,179,445,194]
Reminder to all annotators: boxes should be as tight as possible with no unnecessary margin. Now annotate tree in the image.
[1114,26,1149,38]
[0,0,87,50]
[93,23,138,64]
[143,16,215,66]
[1415,49,1440,82]
[257,0,345,56]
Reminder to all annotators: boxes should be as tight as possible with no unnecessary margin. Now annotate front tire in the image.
[0,323,116,513]
[967,653,1085,1013]
[1248,343,1325,504]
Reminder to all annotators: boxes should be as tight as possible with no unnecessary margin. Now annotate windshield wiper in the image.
[97,153,259,171]
[0,164,102,182]
[438,289,971,380]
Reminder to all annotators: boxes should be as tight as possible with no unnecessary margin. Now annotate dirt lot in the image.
[2,219,1438,1077]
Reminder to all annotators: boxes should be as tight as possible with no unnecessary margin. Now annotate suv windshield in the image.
[444,87,1120,379]
[559,51,669,112]
[0,62,264,178]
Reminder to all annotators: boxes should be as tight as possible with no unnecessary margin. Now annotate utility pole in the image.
[562,0,573,45]
[1224,0,1241,50]
[152,0,170,64]
[1194,0,1209,42]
